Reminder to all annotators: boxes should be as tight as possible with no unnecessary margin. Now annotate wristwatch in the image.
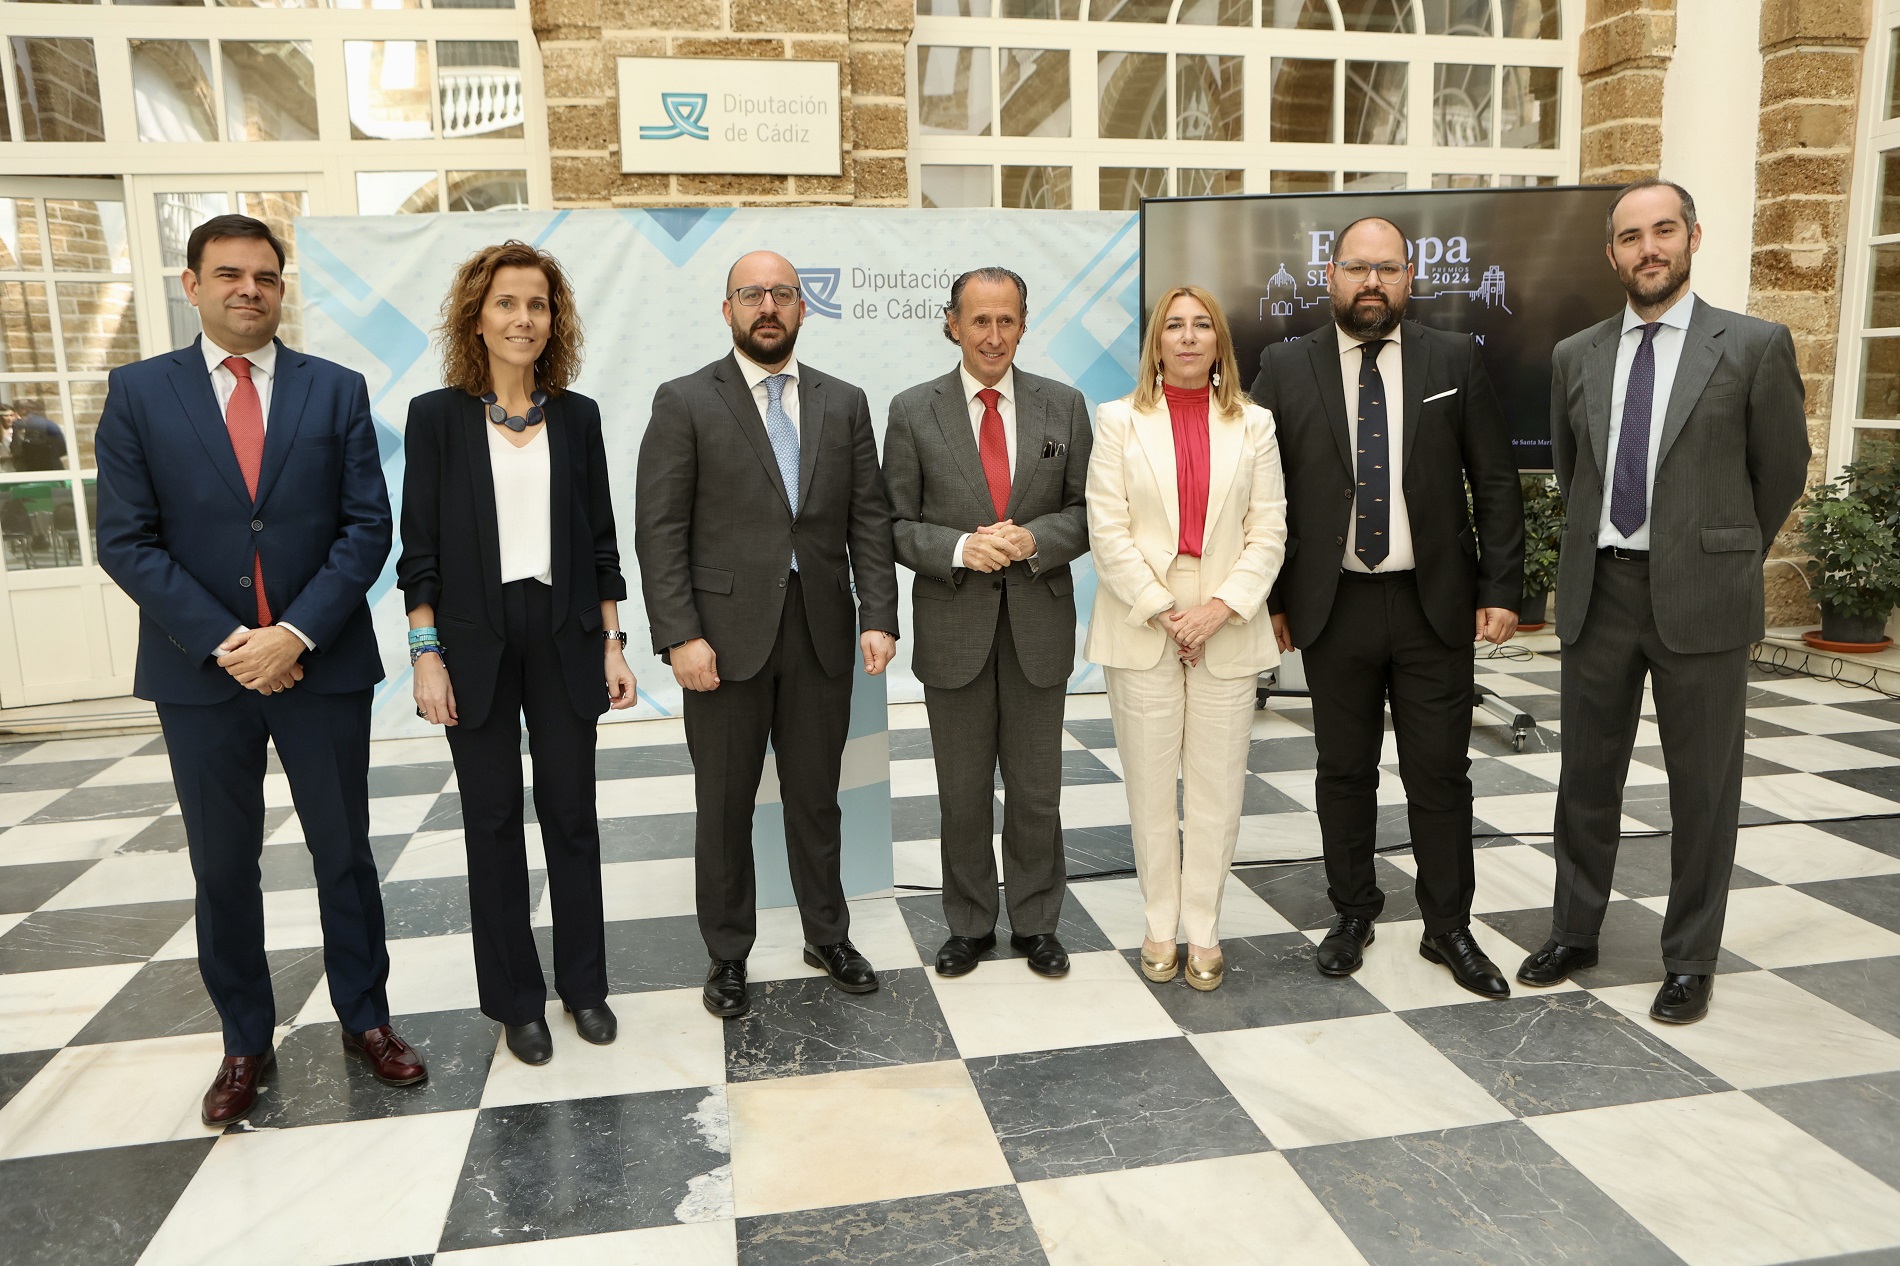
[603,630,628,647]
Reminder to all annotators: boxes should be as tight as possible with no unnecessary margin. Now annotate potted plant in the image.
[1517,473,1564,630]
[1796,454,1900,650]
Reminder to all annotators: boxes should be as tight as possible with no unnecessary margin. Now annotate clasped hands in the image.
[217,625,305,696]
[960,520,1036,573]
[1154,599,1232,667]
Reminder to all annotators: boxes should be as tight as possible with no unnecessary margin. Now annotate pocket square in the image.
[1422,388,1458,403]
[1040,440,1067,458]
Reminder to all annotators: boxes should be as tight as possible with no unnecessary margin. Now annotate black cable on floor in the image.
[1750,641,1900,701]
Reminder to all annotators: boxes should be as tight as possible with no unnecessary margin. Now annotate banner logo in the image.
[639,93,710,141]
[797,266,843,319]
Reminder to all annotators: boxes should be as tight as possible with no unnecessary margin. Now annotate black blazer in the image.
[396,387,627,728]
[1250,320,1523,650]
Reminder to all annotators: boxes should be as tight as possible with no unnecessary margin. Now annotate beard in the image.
[1333,287,1404,340]
[733,315,798,364]
[1619,250,1692,309]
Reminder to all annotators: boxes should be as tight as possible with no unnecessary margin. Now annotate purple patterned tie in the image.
[1610,322,1662,539]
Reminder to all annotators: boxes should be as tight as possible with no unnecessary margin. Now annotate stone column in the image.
[1578,0,1678,185]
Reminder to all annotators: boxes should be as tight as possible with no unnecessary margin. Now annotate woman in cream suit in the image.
[1085,285,1287,990]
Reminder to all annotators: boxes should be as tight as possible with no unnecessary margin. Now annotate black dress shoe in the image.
[803,940,878,993]
[1010,932,1070,978]
[564,1002,618,1045]
[504,1018,552,1065]
[703,958,749,1018]
[936,931,996,977]
[1516,940,1599,988]
[1316,916,1376,977]
[1650,972,1713,1024]
[1419,928,1510,999]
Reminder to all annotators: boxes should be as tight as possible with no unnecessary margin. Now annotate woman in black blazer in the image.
[398,241,637,1065]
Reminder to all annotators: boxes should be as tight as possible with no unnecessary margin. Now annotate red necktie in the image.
[223,356,271,626]
[976,387,1011,520]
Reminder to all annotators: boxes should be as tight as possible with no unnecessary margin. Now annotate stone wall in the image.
[1578,0,1677,185]
[532,0,913,207]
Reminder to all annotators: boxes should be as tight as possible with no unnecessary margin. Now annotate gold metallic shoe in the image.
[1184,947,1225,991]
[1139,940,1179,983]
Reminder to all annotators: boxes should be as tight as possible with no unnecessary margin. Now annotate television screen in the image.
[1140,187,1630,471]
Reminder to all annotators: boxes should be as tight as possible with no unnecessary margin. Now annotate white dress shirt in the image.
[487,422,553,585]
[734,348,801,435]
[951,363,1017,572]
[1598,291,1695,550]
[1336,325,1416,573]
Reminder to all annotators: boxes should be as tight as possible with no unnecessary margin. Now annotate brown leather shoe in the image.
[202,1051,274,1127]
[341,1024,428,1087]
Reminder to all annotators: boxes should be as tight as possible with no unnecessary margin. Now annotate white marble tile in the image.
[887,701,932,730]
[1590,970,1900,1090]
[1060,729,1087,752]
[928,949,1178,1059]
[726,1059,1011,1217]
[595,716,687,748]
[0,911,22,940]
[1061,692,1115,721]
[1490,752,1563,785]
[1193,1012,1513,1148]
[890,838,943,889]
[366,734,456,766]
[747,895,922,982]
[887,758,938,800]
[1474,671,1556,697]
[1471,791,1646,836]
[0,1030,227,1158]
[1259,769,1320,811]
[1749,703,1899,736]
[1740,772,1899,821]
[143,890,326,962]
[76,754,176,788]
[1250,709,1314,740]
[1386,844,1557,915]
[263,812,305,847]
[381,828,473,882]
[1746,734,1900,772]
[1070,875,1295,950]
[1020,1150,1369,1266]
[480,988,725,1108]
[434,1222,737,1265]
[548,857,697,927]
[1620,759,1672,788]
[8,735,154,765]
[1233,810,1325,863]
[38,850,196,911]
[0,816,157,865]
[595,773,698,819]
[1656,884,1900,969]
[0,788,67,830]
[1529,1091,1900,1266]
[0,962,141,1053]
[296,932,480,1026]
[139,1109,479,1266]
[364,793,444,839]
[1304,917,1569,1012]
[1056,781,1132,829]
[1751,676,1896,707]
[1731,822,1900,884]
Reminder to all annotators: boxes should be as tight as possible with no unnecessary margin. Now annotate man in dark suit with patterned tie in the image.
[1519,179,1809,1023]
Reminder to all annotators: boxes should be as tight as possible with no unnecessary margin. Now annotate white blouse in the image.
[487,422,552,585]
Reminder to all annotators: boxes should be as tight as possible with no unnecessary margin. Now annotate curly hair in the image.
[437,241,584,396]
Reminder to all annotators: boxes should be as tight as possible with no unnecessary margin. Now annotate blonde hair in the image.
[1133,285,1244,418]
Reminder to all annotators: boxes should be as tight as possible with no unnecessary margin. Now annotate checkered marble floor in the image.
[4,648,1900,1265]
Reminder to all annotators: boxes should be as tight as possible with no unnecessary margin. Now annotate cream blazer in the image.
[1083,394,1288,678]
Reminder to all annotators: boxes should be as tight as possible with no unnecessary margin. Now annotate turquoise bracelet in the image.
[407,626,438,645]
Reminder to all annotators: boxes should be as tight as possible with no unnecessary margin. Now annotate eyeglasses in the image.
[727,284,801,308]
[1333,260,1408,283]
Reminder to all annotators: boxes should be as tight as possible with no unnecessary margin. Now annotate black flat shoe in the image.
[564,1002,618,1045]
[1516,940,1599,987]
[1420,927,1510,999]
[504,1018,552,1065]
[1010,932,1070,978]
[1317,916,1376,977]
[703,958,749,1018]
[1650,972,1713,1024]
[936,931,996,977]
[804,940,878,993]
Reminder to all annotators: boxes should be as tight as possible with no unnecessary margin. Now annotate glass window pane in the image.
[1433,173,1492,188]
[130,40,218,143]
[1860,337,1900,419]
[1891,29,1900,120]
[1343,171,1406,191]
[1424,0,1492,34]
[45,200,130,274]
[1000,48,1070,138]
[1271,169,1332,193]
[1500,65,1559,149]
[1001,0,1081,15]
[1338,0,1414,32]
[1099,166,1166,210]
[346,41,435,140]
[217,0,327,8]
[239,192,308,265]
[0,283,57,373]
[1178,168,1242,196]
[1882,153,1900,237]
[1499,0,1559,38]
[920,165,992,208]
[438,41,524,139]
[1497,174,1557,187]
[1002,165,1072,209]
[1097,51,1166,139]
[1871,244,1900,328]
[162,275,196,349]
[222,42,319,141]
[919,47,994,136]
[1177,54,1242,142]
[0,481,83,571]
[1090,0,1170,19]
[118,0,206,6]
[1434,64,1493,147]
[1346,61,1407,145]
[1266,0,1333,26]
[1177,0,1250,25]
[445,170,529,211]
[0,387,66,473]
[0,202,45,272]
[919,0,990,11]
[356,171,441,215]
[431,0,515,7]
[278,275,304,351]
[1,85,9,143]
[155,192,232,271]
[334,0,422,7]
[1853,426,1900,468]
[58,282,139,373]
[68,380,104,470]
[11,38,106,143]
[1271,58,1334,144]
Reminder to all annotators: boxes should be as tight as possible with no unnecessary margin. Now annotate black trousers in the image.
[159,686,387,1056]
[444,579,606,1026]
[1302,571,1476,936]
[1549,551,1747,974]
[684,571,853,962]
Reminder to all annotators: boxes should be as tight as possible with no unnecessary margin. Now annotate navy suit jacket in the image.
[95,336,392,704]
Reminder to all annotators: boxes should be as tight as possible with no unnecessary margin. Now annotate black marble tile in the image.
[1127,932,1386,1034]
[0,759,115,793]
[0,900,195,973]
[1796,1250,1900,1266]
[1828,728,1900,764]
[1061,825,1135,876]
[1820,766,1900,807]
[1372,807,1428,857]
[1287,1120,1682,1266]
[384,875,521,941]
[1752,1069,1900,1192]
[1616,790,1675,831]
[1470,722,1559,758]
[0,860,93,914]
[1797,873,1900,934]
[114,813,191,854]
[1240,775,1308,817]
[1777,957,1900,1039]
[739,1185,1045,1265]
[367,761,457,799]
[1742,714,1804,740]
[439,1085,729,1250]
[257,840,319,892]
[1239,859,1336,930]
[723,967,956,1083]
[596,743,697,779]
[969,1036,1270,1181]
[1549,834,1773,901]
[24,784,178,824]
[1833,696,1900,724]
[1633,744,1795,780]
[886,728,933,760]
[420,792,464,831]
[1063,718,1119,749]
[1814,816,1900,859]
[599,811,697,863]
[1469,759,1561,797]
[0,1137,217,1266]
[240,1006,497,1129]
[0,1048,54,1112]
[0,739,45,763]
[534,912,708,996]
[1402,993,1728,1116]
[1248,735,1319,774]
[1059,750,1119,786]
[895,891,1112,967]
[71,947,327,1045]
[1479,901,1755,988]
[332,1258,433,1266]
[371,834,412,881]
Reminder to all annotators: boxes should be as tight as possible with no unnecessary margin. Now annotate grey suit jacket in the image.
[884,366,1093,690]
[1549,298,1809,655]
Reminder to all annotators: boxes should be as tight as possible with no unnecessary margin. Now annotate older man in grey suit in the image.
[884,267,1093,978]
[1519,179,1809,1023]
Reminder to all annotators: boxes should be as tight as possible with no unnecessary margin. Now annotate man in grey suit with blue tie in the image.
[1519,179,1810,1023]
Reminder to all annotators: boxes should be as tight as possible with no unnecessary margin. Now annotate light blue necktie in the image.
[764,373,799,570]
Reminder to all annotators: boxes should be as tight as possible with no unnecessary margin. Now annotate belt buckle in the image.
[1607,545,1640,562]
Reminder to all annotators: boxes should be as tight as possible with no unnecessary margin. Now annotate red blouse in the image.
[1164,382,1211,557]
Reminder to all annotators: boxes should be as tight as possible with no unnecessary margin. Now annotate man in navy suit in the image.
[96,214,426,1126]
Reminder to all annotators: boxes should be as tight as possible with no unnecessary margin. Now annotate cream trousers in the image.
[1103,557,1257,947]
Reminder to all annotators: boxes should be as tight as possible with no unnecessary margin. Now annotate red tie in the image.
[976,387,1010,520]
[223,356,271,626]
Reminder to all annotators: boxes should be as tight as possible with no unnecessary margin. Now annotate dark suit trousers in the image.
[445,579,607,1025]
[1549,552,1746,974]
[924,593,1067,938]
[159,686,388,1056]
[1303,572,1476,935]
[685,571,852,961]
